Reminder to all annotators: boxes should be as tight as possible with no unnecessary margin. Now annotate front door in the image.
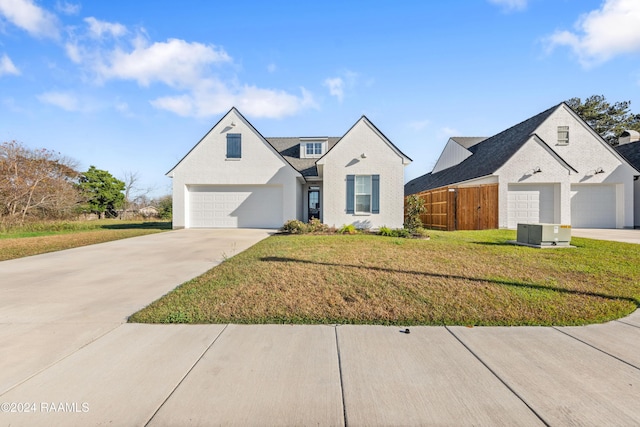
[308,189,320,221]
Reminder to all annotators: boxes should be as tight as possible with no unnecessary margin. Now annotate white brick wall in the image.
[168,109,301,229]
[318,118,409,229]
[496,105,636,228]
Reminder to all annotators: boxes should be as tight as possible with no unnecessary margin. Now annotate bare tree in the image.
[119,170,155,218]
[0,141,81,227]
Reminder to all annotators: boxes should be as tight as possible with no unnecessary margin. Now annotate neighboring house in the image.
[614,130,640,228]
[405,102,639,230]
[167,107,411,229]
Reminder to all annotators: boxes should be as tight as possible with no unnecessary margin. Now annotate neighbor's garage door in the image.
[570,184,616,228]
[507,184,555,228]
[188,185,283,228]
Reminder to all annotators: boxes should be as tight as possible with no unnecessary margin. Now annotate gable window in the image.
[306,142,323,156]
[346,175,380,214]
[557,126,569,145]
[227,133,241,159]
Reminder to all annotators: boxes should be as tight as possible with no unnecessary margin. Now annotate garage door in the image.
[188,185,283,228]
[570,184,616,228]
[507,184,554,229]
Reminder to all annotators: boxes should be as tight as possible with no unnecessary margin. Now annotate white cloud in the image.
[324,77,344,102]
[97,38,231,88]
[0,0,59,38]
[0,53,20,76]
[324,70,360,102]
[546,0,640,66]
[37,91,79,111]
[439,126,460,138]
[84,17,127,39]
[55,1,79,15]
[67,24,314,119]
[488,0,528,12]
[151,83,316,119]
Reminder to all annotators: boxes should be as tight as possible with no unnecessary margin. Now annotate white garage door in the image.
[571,184,616,228]
[507,184,555,229]
[188,185,283,228]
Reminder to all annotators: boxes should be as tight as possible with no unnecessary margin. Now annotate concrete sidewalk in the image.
[1,229,639,426]
[1,317,639,426]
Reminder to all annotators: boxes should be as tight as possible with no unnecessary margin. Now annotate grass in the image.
[129,229,640,326]
[0,219,171,261]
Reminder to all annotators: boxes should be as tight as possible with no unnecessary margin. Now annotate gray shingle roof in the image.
[615,141,640,171]
[266,137,341,177]
[405,103,561,196]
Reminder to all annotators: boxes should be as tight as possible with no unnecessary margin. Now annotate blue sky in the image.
[1,0,640,197]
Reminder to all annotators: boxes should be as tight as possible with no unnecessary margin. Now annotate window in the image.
[227,133,241,158]
[301,139,326,158]
[346,175,379,214]
[355,176,371,213]
[305,142,323,156]
[557,126,569,145]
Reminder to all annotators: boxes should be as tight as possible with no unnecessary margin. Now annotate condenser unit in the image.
[517,223,571,247]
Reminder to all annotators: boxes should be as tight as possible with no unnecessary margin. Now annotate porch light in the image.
[532,166,542,174]
[595,167,604,174]
[361,153,367,158]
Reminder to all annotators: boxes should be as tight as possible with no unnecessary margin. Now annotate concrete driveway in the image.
[1,229,639,426]
[572,227,640,244]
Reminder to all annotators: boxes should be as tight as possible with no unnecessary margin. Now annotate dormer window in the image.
[306,142,322,156]
[301,138,327,158]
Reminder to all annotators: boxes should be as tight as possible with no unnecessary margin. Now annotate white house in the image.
[167,108,411,229]
[405,102,640,229]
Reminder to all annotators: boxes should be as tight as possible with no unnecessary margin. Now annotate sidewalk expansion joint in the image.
[0,322,121,398]
[144,323,230,427]
[444,326,551,427]
[616,319,640,330]
[552,327,640,371]
[333,325,348,427]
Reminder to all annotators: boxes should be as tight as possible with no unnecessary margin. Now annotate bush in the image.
[379,226,394,236]
[307,217,330,233]
[338,224,357,234]
[281,219,309,234]
[404,195,426,232]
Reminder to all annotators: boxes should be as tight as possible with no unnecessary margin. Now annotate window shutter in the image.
[227,134,241,158]
[346,175,355,214]
[372,174,380,213]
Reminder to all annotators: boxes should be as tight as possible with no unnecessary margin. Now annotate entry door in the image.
[308,190,320,221]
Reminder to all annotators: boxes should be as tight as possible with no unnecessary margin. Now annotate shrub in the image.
[338,224,357,234]
[281,219,308,234]
[379,226,394,236]
[404,194,426,232]
[307,217,330,233]
[412,227,430,239]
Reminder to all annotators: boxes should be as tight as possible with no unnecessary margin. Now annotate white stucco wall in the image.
[168,109,301,228]
[318,118,409,229]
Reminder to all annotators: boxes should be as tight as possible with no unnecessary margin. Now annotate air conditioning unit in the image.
[517,223,571,247]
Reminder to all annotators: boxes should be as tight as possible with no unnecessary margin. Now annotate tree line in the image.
[0,140,171,228]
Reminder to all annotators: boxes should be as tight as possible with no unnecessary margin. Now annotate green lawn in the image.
[0,220,171,261]
[129,230,640,326]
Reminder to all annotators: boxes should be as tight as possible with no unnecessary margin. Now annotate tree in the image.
[0,141,80,226]
[565,95,640,145]
[78,166,125,219]
[156,194,172,220]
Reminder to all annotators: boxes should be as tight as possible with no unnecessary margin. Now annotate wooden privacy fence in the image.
[407,184,499,231]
